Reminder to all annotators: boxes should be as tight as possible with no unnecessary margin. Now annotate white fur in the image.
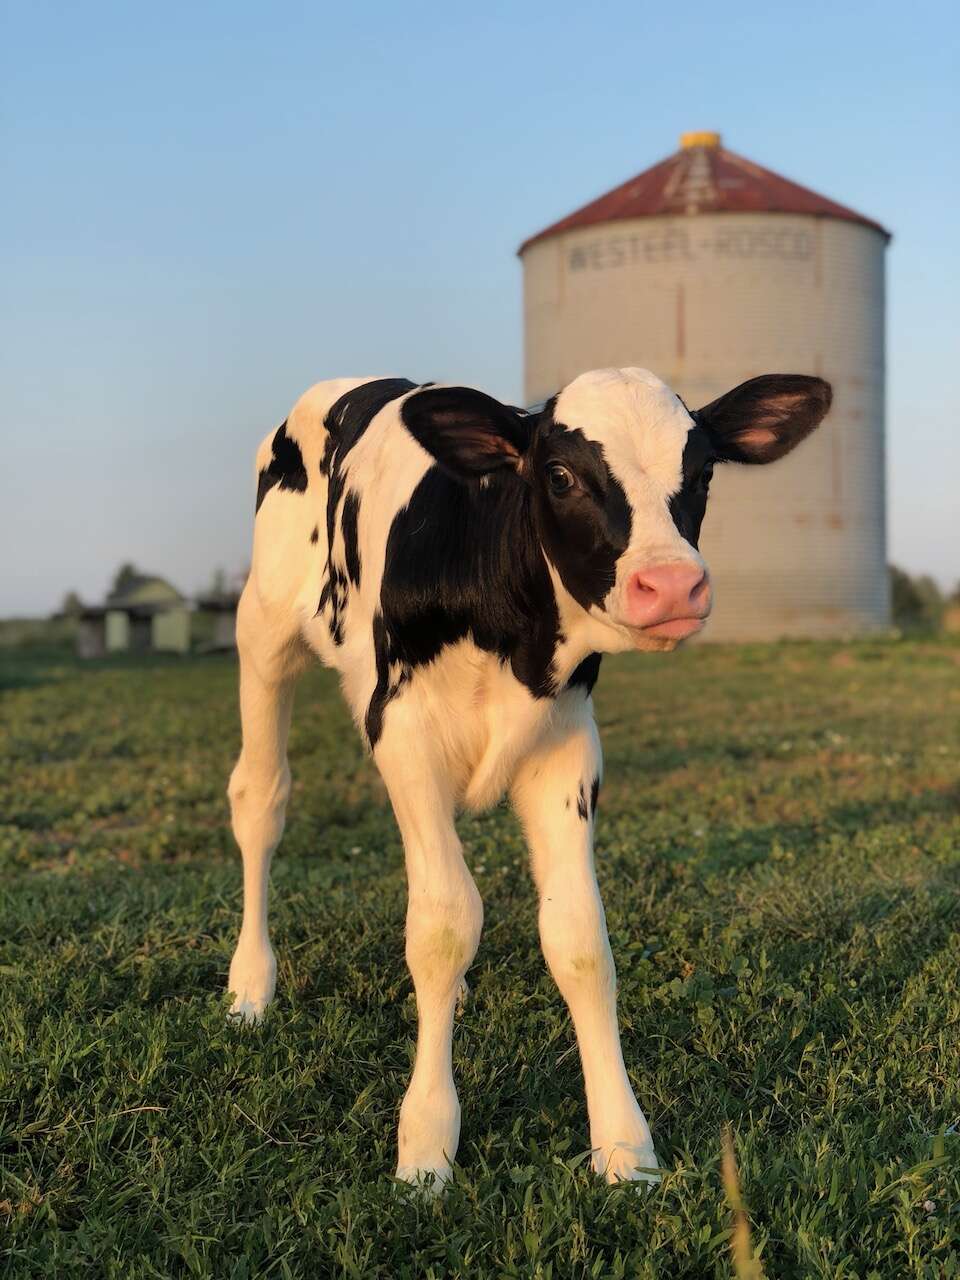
[226,370,700,1186]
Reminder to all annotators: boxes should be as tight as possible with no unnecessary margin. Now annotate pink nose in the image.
[624,564,711,630]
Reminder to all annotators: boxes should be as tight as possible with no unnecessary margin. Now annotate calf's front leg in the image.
[375,723,483,1187]
[511,703,659,1184]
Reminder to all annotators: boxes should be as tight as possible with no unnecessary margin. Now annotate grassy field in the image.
[2,638,960,1278]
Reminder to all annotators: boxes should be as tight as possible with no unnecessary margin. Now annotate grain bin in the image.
[519,132,891,639]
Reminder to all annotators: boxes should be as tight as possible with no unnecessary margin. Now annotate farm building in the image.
[76,574,190,657]
[519,132,891,640]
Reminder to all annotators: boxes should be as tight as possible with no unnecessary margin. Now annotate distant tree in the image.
[915,575,944,630]
[110,562,141,597]
[209,568,228,597]
[949,580,960,606]
[890,566,925,628]
[889,565,942,631]
[58,591,84,619]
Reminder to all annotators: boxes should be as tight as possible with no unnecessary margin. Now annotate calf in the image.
[227,367,830,1185]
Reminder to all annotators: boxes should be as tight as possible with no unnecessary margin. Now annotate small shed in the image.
[75,574,191,657]
[76,606,108,659]
[105,575,190,653]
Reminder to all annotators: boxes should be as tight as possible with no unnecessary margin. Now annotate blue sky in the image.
[2,0,957,614]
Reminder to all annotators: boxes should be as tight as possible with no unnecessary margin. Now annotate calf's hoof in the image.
[395,1162,454,1195]
[227,942,276,1023]
[396,1087,460,1194]
[593,1140,661,1186]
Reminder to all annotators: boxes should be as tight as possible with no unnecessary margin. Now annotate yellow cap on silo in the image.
[680,131,721,149]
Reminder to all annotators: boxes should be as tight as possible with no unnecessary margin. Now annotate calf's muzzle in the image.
[624,564,711,638]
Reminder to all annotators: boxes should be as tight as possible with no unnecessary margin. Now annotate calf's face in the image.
[401,367,831,652]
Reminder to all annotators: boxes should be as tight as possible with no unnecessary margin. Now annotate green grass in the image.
[2,638,960,1278]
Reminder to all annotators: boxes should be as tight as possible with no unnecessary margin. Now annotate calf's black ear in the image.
[695,375,832,465]
[401,386,531,478]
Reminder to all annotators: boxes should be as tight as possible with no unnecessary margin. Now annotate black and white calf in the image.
[227,367,831,1185]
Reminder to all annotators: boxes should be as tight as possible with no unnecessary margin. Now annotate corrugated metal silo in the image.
[519,132,891,639]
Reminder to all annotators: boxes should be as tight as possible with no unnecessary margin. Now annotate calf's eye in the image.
[547,463,575,495]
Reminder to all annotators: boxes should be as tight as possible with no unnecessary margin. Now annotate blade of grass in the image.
[722,1125,764,1280]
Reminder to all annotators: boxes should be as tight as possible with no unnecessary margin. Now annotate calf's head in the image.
[401,368,831,652]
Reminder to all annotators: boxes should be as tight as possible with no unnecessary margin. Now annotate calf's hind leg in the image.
[227,592,303,1021]
[511,701,659,1184]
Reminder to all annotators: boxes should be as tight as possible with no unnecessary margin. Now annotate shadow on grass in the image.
[685,785,960,876]
[0,647,78,690]
[0,646,239,692]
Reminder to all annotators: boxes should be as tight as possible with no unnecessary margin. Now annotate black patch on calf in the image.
[566,652,601,695]
[317,379,417,642]
[256,470,279,513]
[255,420,307,513]
[576,783,589,822]
[310,525,319,544]
[590,775,600,818]
[321,378,418,477]
[327,566,348,646]
[668,424,715,549]
[365,611,411,747]
[341,491,362,586]
[532,409,632,612]
[377,464,561,703]
[323,379,417,564]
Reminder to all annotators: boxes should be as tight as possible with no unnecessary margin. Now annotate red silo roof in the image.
[518,132,890,254]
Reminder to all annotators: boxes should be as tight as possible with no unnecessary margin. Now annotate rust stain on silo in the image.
[676,283,685,359]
